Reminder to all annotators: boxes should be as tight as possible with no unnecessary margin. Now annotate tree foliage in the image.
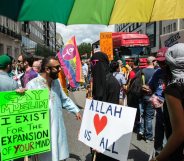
[78,42,92,59]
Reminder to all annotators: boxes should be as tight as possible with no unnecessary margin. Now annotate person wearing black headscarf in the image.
[90,52,120,161]
[91,51,120,104]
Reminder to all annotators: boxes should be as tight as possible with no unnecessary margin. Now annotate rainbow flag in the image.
[57,36,84,88]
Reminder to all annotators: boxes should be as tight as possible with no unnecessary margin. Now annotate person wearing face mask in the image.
[0,54,18,91]
[26,56,81,161]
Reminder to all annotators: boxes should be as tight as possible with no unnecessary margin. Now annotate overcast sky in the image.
[56,24,115,45]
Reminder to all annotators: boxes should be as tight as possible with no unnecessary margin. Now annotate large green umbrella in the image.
[0,0,184,25]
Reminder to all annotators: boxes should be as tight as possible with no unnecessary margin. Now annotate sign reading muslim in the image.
[0,89,50,161]
[79,99,137,161]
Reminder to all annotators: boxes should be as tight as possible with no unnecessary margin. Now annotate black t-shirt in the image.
[93,73,120,105]
[105,73,120,104]
[165,83,184,106]
[164,83,184,161]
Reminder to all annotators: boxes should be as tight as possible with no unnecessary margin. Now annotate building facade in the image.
[0,16,56,58]
[56,32,64,52]
[0,16,21,58]
[21,21,56,57]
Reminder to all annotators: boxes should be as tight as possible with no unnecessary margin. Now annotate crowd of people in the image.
[82,45,184,161]
[0,53,81,161]
[0,43,184,161]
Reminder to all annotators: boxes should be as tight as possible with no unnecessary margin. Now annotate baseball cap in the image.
[0,54,12,68]
[147,56,156,63]
[156,48,168,61]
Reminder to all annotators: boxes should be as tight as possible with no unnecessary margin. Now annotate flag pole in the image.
[93,151,97,161]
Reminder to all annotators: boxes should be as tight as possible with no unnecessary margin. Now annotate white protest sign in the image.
[79,99,137,161]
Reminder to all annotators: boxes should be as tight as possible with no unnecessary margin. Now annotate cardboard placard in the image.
[79,99,137,161]
[100,32,113,60]
[0,89,50,161]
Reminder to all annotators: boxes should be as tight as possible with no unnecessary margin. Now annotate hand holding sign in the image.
[16,88,27,94]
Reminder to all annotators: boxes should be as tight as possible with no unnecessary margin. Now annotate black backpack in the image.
[128,70,144,98]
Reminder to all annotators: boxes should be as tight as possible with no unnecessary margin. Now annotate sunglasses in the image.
[47,65,61,71]
[91,59,99,66]
[17,60,23,64]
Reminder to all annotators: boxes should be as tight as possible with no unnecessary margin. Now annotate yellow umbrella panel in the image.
[110,0,155,24]
[151,0,184,21]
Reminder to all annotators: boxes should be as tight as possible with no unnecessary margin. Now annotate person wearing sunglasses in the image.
[17,52,38,88]
[26,56,81,161]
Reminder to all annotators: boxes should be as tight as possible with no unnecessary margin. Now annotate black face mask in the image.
[49,71,59,80]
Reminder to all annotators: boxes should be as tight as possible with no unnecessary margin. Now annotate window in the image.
[173,23,176,31]
[170,24,173,32]
[0,17,2,24]
[136,23,139,28]
[2,17,6,27]
[0,44,4,54]
[14,48,19,57]
[6,18,8,27]
[129,26,132,32]
[146,22,156,47]
[168,25,171,33]
[132,24,135,30]
[7,46,12,55]
[118,25,121,32]
[166,26,169,33]
[163,27,166,34]
[119,24,122,31]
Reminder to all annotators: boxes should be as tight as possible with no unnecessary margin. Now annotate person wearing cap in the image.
[0,54,26,161]
[150,43,184,161]
[143,48,168,157]
[0,54,18,91]
[137,56,156,142]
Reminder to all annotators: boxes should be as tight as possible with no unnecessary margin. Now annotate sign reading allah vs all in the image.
[79,99,137,161]
[0,89,50,161]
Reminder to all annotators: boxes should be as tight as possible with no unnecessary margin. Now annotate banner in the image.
[0,89,50,161]
[100,32,113,61]
[160,29,184,47]
[79,99,137,161]
[58,36,84,88]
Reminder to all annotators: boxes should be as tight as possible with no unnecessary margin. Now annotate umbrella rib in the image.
[149,0,157,22]
[108,0,116,25]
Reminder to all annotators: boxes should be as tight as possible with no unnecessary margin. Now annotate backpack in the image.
[128,70,145,98]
